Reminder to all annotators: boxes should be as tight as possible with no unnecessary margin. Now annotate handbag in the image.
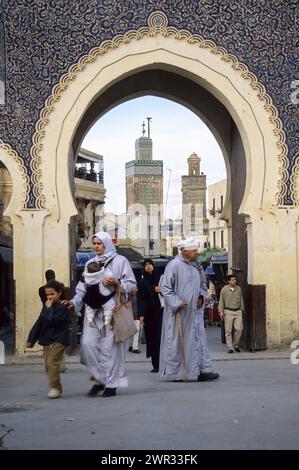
[113,284,137,343]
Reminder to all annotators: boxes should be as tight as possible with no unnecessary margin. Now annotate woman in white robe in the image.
[71,232,136,397]
[159,238,219,382]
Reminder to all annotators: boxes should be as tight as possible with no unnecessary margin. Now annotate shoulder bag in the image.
[113,284,137,343]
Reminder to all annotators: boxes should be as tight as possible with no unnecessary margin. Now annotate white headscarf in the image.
[92,231,117,262]
[177,237,199,250]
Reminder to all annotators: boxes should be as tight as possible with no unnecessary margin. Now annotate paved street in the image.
[0,328,298,450]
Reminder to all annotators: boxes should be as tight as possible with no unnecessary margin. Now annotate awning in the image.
[76,251,95,267]
[198,248,221,263]
[211,252,228,264]
[0,246,13,264]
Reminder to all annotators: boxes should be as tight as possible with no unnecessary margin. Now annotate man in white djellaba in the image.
[159,237,219,382]
[68,231,136,397]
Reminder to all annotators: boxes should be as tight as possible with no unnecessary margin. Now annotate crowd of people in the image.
[26,231,244,399]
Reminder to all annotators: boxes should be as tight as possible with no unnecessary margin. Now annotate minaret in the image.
[188,152,200,176]
[125,119,164,256]
[126,119,163,212]
[181,152,207,237]
[135,119,153,161]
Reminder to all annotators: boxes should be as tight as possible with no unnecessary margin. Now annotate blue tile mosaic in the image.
[0,0,297,207]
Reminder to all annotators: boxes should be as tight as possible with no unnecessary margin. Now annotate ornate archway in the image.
[6,12,298,352]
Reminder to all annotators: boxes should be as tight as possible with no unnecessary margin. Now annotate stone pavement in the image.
[0,328,298,451]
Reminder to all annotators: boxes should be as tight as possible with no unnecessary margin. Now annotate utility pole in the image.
[146,117,152,139]
[164,168,172,239]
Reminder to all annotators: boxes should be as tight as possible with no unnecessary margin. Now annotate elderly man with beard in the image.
[159,237,219,382]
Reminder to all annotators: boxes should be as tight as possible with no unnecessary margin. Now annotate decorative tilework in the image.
[0,138,30,207]
[0,1,297,206]
[0,18,5,106]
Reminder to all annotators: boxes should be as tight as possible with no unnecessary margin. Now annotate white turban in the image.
[178,237,199,250]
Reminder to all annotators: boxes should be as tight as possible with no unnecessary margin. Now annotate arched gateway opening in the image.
[9,27,296,354]
[72,69,249,349]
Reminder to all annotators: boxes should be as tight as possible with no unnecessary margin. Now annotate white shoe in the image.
[88,319,96,328]
[47,388,62,399]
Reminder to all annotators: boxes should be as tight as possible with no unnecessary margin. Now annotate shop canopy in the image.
[76,251,95,267]
[210,252,228,264]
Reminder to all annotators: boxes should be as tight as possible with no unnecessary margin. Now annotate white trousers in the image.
[129,320,141,351]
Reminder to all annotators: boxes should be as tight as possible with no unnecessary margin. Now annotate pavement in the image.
[0,327,298,451]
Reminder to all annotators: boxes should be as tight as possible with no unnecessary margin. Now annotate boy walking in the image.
[26,280,69,398]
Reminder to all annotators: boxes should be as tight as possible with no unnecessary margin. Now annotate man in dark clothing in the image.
[39,270,56,304]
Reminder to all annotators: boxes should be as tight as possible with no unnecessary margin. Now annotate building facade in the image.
[164,218,183,256]
[208,179,228,251]
[74,148,105,250]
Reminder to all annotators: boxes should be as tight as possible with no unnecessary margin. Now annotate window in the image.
[221,230,224,248]
[191,205,196,231]
[213,231,216,248]
[220,195,223,211]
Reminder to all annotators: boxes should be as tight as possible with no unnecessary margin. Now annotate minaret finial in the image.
[146,117,152,139]
[142,121,146,137]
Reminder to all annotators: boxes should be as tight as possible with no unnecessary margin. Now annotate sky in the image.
[82,96,226,219]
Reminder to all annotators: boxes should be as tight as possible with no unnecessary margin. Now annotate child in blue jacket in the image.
[26,280,69,399]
